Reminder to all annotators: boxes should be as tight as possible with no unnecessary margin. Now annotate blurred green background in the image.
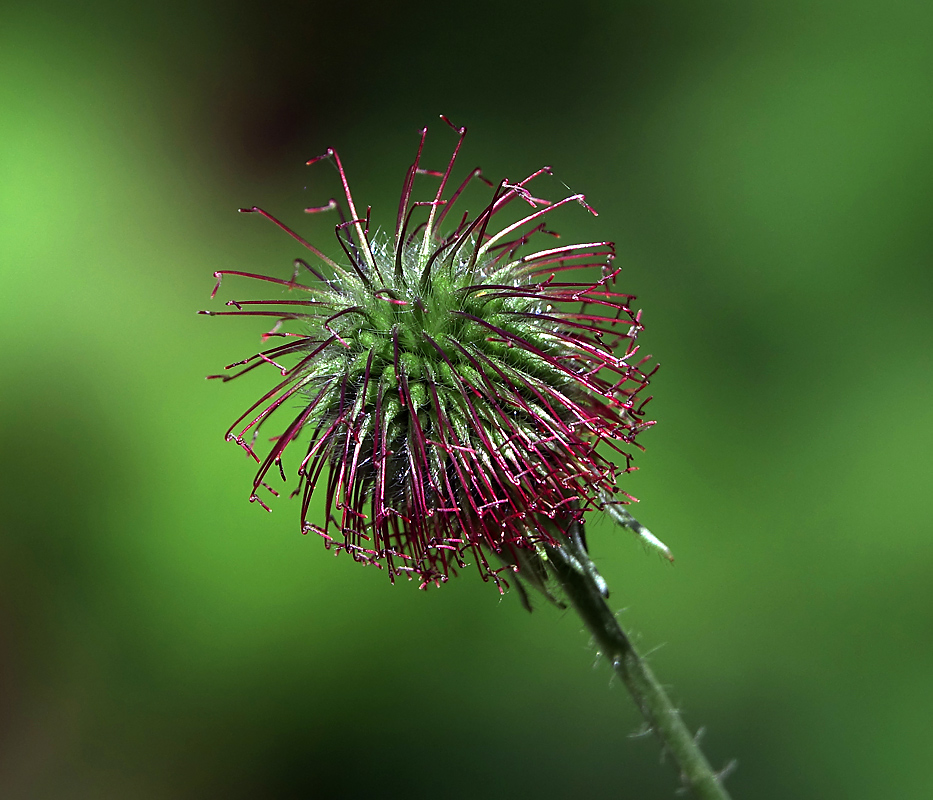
[2,1,931,797]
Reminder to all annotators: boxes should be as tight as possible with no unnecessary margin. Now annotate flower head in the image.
[203,118,660,595]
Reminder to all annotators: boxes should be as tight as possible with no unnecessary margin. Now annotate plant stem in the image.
[545,535,732,800]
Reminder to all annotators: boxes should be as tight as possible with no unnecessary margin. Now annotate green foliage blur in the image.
[2,2,931,797]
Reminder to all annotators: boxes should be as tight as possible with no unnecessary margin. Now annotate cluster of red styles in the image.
[203,117,656,594]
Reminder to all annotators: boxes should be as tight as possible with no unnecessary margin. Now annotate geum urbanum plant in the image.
[202,117,732,799]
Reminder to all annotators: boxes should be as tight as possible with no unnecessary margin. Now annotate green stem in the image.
[545,536,732,800]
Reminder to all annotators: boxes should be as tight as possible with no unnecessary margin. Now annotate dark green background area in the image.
[2,1,931,797]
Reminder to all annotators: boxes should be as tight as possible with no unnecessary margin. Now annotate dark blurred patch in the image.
[0,370,137,791]
[210,77,313,174]
[169,0,704,179]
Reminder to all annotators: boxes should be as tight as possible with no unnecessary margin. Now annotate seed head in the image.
[202,118,658,595]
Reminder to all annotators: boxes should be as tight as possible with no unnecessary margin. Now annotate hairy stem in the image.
[545,535,732,800]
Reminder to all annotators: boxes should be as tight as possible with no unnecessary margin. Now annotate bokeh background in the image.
[2,1,932,797]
